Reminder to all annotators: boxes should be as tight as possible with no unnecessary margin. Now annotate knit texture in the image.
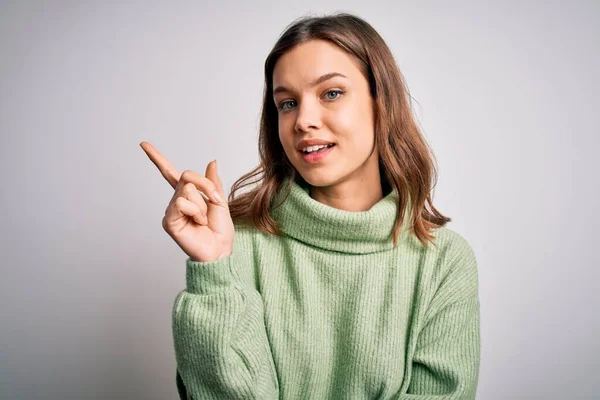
[172,178,481,399]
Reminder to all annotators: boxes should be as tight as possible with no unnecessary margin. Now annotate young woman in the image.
[141,12,480,400]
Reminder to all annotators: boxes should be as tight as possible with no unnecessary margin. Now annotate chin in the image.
[297,171,337,188]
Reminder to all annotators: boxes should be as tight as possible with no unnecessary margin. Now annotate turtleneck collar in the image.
[270,177,412,255]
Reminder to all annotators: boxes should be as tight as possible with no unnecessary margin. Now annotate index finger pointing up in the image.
[140,141,180,189]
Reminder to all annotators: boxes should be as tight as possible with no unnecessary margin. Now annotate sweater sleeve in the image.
[171,230,279,400]
[400,235,481,400]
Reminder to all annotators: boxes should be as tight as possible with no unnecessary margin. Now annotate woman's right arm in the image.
[172,229,279,400]
[139,142,279,399]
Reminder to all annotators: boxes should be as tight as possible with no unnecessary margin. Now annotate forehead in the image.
[272,40,362,86]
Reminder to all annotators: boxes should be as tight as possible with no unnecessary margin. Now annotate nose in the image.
[294,98,323,133]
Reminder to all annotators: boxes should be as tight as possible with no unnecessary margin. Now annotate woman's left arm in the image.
[397,235,481,400]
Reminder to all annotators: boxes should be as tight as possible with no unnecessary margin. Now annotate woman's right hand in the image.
[140,141,235,262]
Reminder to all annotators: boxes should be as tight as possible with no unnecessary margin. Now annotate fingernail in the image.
[212,191,222,204]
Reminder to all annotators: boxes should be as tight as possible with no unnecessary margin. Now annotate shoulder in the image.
[232,222,284,252]
[426,226,479,301]
[229,224,285,293]
[225,225,261,292]
[432,226,477,267]
[231,224,258,255]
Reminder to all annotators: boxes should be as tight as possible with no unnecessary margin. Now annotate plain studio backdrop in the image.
[1,1,598,399]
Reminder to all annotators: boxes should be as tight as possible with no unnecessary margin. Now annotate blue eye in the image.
[325,90,343,100]
[279,100,297,111]
[277,89,345,112]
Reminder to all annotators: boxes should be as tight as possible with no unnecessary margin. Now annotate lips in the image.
[299,143,335,164]
[296,139,336,151]
[298,143,335,154]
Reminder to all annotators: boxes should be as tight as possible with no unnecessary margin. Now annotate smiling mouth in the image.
[299,143,336,154]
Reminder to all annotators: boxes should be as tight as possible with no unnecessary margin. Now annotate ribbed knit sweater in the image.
[172,178,481,400]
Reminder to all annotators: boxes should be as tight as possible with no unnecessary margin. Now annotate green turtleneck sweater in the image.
[172,180,480,399]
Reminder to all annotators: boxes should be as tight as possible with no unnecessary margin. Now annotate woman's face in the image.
[272,39,379,188]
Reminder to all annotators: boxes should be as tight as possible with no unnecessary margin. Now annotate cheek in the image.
[279,118,299,151]
[330,105,373,141]
[334,108,375,152]
[339,94,372,126]
[278,130,296,158]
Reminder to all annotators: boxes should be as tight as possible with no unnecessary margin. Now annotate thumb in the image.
[205,159,225,198]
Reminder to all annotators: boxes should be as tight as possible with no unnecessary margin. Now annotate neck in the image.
[308,178,384,212]
[271,176,410,255]
[303,152,388,211]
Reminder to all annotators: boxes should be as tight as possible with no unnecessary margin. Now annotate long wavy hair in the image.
[227,12,450,247]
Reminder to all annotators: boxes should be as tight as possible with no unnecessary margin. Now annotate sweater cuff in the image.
[185,255,237,295]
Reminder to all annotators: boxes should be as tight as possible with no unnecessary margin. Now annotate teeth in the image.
[302,144,332,153]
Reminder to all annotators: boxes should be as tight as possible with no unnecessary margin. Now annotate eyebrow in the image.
[273,72,348,96]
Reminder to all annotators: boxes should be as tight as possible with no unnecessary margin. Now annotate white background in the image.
[1,1,598,399]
